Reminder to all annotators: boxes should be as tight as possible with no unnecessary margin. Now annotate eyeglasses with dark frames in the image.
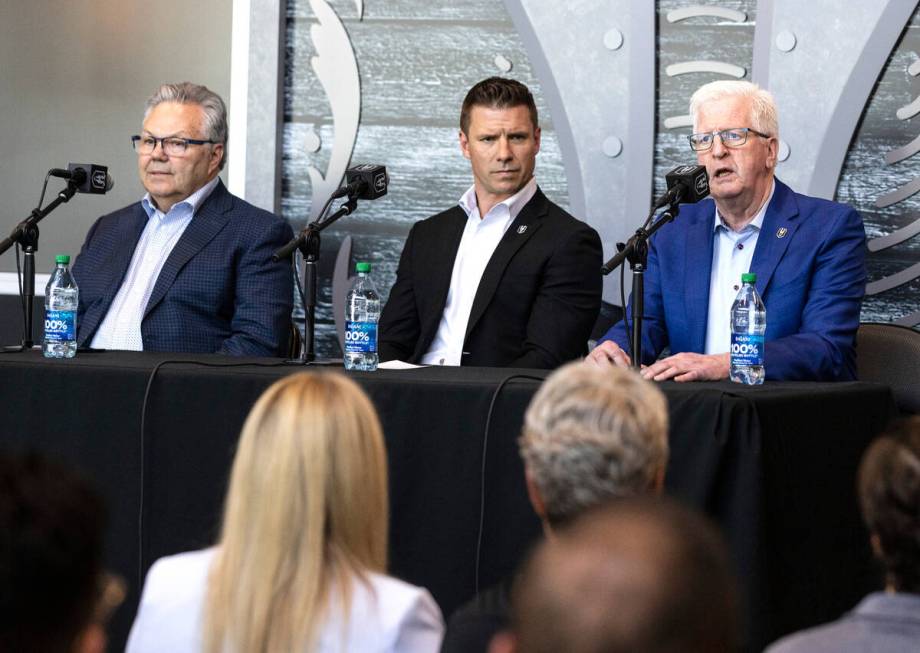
[688,127,771,152]
[131,134,218,156]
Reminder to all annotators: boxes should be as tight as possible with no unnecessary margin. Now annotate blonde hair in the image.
[203,372,389,653]
[520,363,668,526]
[689,80,779,137]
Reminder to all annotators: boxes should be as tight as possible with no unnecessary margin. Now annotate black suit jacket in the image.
[379,188,602,368]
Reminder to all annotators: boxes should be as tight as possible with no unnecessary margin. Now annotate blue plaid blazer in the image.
[72,180,294,356]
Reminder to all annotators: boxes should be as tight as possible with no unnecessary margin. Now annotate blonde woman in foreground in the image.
[126,372,445,652]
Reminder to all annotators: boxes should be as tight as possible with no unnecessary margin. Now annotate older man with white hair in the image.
[588,80,866,382]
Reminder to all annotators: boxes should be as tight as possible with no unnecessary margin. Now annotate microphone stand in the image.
[272,194,359,364]
[0,181,81,353]
[600,200,681,369]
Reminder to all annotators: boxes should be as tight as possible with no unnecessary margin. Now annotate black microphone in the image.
[330,164,388,200]
[48,164,115,194]
[650,164,709,211]
[600,165,709,276]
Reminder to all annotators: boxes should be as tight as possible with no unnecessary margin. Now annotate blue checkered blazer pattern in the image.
[72,180,294,356]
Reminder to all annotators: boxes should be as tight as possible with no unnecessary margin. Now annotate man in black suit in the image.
[378,77,602,369]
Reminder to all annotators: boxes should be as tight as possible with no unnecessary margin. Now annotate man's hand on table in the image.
[586,343,730,383]
[584,340,632,369]
[639,352,730,382]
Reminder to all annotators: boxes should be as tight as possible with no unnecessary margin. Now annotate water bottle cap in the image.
[55,254,70,265]
[355,262,371,273]
[741,272,756,284]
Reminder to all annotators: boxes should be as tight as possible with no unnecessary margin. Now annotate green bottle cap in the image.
[55,254,70,265]
[355,262,371,273]
[741,272,756,284]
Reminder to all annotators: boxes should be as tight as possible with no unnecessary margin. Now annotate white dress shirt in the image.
[421,177,538,366]
[703,181,774,355]
[125,548,445,653]
[91,177,220,350]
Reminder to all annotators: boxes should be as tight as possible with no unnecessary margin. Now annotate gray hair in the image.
[689,80,779,138]
[144,82,228,170]
[520,362,669,526]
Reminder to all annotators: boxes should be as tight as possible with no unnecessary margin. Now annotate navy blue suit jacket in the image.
[599,179,867,381]
[72,180,294,356]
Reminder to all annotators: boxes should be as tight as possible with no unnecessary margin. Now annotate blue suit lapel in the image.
[107,205,148,300]
[682,202,716,354]
[143,180,232,318]
[750,179,800,297]
[79,205,148,343]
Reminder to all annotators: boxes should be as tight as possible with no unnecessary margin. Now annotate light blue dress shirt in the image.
[703,182,774,355]
[90,176,221,350]
[766,592,920,653]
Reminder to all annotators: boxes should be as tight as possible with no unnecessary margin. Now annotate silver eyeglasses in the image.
[131,134,218,156]
[688,127,770,152]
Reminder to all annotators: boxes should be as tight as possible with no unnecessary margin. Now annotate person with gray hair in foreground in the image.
[491,497,740,653]
[72,82,293,356]
[766,416,920,652]
[441,362,669,652]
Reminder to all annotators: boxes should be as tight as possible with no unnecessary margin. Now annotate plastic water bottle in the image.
[730,272,766,384]
[344,262,379,371]
[43,254,79,358]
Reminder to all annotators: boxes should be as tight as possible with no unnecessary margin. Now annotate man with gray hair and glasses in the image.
[72,82,293,356]
[588,80,866,382]
[441,361,669,652]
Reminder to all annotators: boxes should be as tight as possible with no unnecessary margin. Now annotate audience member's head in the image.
[205,372,389,653]
[498,497,740,653]
[858,416,920,593]
[0,451,110,653]
[519,362,669,528]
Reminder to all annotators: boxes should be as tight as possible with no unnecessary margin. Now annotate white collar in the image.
[458,176,538,221]
[713,178,775,233]
[142,175,221,218]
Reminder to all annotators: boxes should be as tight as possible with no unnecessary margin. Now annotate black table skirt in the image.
[0,351,897,650]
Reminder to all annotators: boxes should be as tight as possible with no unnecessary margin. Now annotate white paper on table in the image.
[377,360,426,370]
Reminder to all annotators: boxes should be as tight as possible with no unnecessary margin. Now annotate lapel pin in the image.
[776,227,788,238]
[517,225,528,234]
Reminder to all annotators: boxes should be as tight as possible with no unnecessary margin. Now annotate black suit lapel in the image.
[143,180,232,318]
[464,189,546,340]
[414,208,467,354]
[430,207,468,309]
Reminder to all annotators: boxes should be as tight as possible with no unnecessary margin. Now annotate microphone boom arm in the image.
[599,200,681,370]
[0,182,80,258]
[0,178,82,352]
[271,195,359,364]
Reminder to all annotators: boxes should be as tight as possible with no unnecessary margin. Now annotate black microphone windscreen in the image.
[344,164,388,200]
[665,165,709,204]
[67,163,113,194]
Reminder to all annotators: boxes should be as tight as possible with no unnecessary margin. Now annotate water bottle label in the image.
[730,333,764,366]
[44,310,76,342]
[344,321,377,354]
